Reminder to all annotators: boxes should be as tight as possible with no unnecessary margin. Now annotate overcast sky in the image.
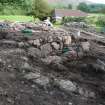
[88,0,105,4]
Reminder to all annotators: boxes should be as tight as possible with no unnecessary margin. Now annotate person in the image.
[44,17,53,27]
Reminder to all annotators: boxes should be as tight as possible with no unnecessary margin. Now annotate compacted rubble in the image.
[0,22,105,105]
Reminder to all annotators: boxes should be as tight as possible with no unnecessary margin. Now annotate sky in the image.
[88,0,105,4]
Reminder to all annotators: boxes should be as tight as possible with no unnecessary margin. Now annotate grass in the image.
[0,15,34,22]
[89,13,105,17]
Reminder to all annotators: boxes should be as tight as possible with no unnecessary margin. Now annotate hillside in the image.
[48,0,92,6]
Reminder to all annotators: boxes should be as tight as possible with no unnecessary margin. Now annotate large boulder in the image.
[28,47,41,57]
[41,56,62,65]
[40,43,52,57]
[63,35,72,47]
[24,72,40,80]
[51,42,60,50]
[57,79,77,92]
[24,72,49,86]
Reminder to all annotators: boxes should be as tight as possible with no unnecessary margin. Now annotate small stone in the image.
[18,42,24,48]
[28,40,33,45]
[68,102,72,105]
[81,41,90,52]
[41,56,62,65]
[0,58,2,62]
[48,36,53,42]
[58,79,76,92]
[78,88,84,95]
[31,85,35,88]
[57,36,62,41]
[24,72,40,80]
[21,62,32,70]
[8,65,12,68]
[33,39,40,47]
[21,56,28,61]
[21,81,25,84]
[88,91,95,98]
[7,98,14,104]
[34,76,49,86]
[52,63,68,71]
[51,42,60,50]
[78,87,95,98]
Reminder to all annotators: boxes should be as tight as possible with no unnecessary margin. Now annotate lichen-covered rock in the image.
[47,36,53,43]
[51,42,60,50]
[78,87,95,98]
[33,39,40,47]
[81,41,90,52]
[24,72,40,80]
[41,56,62,65]
[33,76,49,86]
[28,47,41,57]
[41,43,52,57]
[63,35,72,47]
[24,72,49,86]
[57,79,77,92]
[18,42,25,48]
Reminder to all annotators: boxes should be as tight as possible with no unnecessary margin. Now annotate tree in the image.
[77,2,89,12]
[99,7,105,13]
[68,4,72,9]
[32,0,51,20]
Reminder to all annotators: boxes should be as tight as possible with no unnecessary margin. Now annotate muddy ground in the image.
[0,27,105,105]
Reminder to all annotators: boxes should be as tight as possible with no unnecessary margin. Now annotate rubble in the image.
[65,22,96,33]
[41,56,62,64]
[0,21,104,105]
[78,87,95,98]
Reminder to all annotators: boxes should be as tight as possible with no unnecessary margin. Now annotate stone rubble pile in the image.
[65,22,96,33]
[0,21,92,67]
[0,21,104,105]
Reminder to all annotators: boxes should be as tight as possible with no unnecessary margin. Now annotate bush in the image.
[0,4,25,15]
[32,0,52,20]
[85,16,97,25]
[62,17,86,24]
[96,16,105,27]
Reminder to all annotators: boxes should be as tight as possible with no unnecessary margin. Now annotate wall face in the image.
[52,11,62,21]
[52,16,62,21]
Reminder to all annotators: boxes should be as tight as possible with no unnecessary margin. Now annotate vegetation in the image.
[95,16,105,27]
[62,17,86,24]
[68,4,72,9]
[32,0,51,20]
[77,2,89,12]
[0,15,34,22]
[77,2,105,13]
[86,14,105,26]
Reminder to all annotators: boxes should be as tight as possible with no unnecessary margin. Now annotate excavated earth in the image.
[0,26,105,105]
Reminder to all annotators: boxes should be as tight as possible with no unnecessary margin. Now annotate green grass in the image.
[89,13,105,17]
[0,15,35,22]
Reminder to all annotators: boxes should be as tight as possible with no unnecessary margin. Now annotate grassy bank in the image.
[0,15,34,22]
